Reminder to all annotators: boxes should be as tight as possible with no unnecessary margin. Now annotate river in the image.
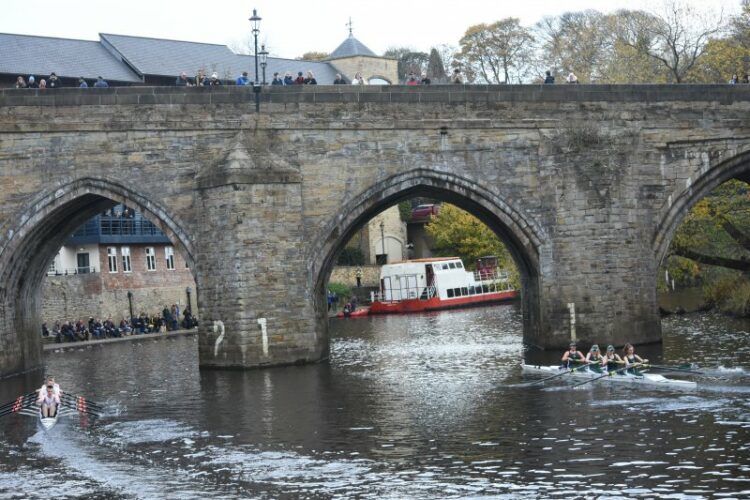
[0,305,748,498]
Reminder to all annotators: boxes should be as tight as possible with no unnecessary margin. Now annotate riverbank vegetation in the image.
[662,180,750,316]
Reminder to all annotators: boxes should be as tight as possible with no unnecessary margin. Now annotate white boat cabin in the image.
[376,257,509,302]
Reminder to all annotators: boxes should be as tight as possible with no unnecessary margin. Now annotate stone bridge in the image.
[1,84,748,377]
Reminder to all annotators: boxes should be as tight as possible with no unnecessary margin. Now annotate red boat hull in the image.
[368,290,518,314]
[335,307,370,318]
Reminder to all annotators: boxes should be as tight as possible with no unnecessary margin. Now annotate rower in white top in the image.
[36,377,61,418]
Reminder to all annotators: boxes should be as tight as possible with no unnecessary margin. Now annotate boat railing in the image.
[371,284,437,303]
[473,267,509,282]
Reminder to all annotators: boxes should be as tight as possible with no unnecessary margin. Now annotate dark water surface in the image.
[1,305,749,498]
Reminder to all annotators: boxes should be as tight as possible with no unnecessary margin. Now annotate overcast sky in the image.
[0,0,738,59]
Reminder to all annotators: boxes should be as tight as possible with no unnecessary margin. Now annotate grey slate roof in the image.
[327,34,376,60]
[0,33,141,82]
[234,54,340,84]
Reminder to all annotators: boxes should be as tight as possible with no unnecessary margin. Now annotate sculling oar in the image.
[530,363,592,385]
[646,364,703,375]
[0,393,37,417]
[61,394,104,416]
[571,363,643,388]
[61,393,103,409]
[0,392,36,412]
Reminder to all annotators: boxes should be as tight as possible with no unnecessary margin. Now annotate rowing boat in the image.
[18,405,68,430]
[521,364,697,389]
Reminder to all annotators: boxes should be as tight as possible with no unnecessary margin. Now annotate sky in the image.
[0,0,738,59]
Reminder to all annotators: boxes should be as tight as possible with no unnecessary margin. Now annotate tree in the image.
[425,204,514,272]
[457,19,535,84]
[383,47,429,81]
[426,48,447,83]
[535,10,611,83]
[617,1,726,83]
[298,52,329,61]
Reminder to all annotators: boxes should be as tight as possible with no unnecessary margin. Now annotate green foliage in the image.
[327,282,353,302]
[384,47,430,81]
[398,201,412,222]
[703,274,750,316]
[336,247,365,266]
[425,204,516,273]
[457,18,534,84]
[298,52,329,61]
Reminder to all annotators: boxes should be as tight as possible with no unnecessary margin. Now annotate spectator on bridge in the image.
[74,320,89,341]
[61,321,75,342]
[729,74,739,85]
[406,72,419,85]
[15,76,27,88]
[294,72,305,84]
[284,72,294,85]
[421,74,431,85]
[451,68,463,84]
[351,72,367,85]
[304,71,317,85]
[175,72,192,86]
[94,76,108,88]
[743,74,750,84]
[47,72,61,89]
[272,72,284,85]
[52,321,61,342]
[195,70,208,86]
[236,71,251,86]
[41,323,50,337]
[119,319,132,335]
[27,76,39,89]
[209,72,222,86]
[566,72,579,84]
[333,74,346,84]
[172,304,180,330]
[38,79,47,90]
[78,77,88,88]
[544,71,555,84]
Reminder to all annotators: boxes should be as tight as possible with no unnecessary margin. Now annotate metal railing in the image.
[71,216,165,238]
[47,266,98,276]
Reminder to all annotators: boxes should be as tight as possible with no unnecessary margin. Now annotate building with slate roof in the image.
[0,29,395,88]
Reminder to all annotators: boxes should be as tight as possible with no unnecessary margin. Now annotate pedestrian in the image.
[566,72,579,84]
[351,72,367,85]
[356,267,363,288]
[195,69,207,86]
[294,71,305,84]
[175,72,192,86]
[93,76,108,88]
[27,76,39,89]
[451,68,463,84]
[743,74,750,84]
[544,71,555,84]
[420,73,431,85]
[236,71,251,86]
[38,79,47,90]
[47,72,61,89]
[78,77,88,88]
[271,72,284,85]
[729,74,739,85]
[209,72,222,86]
[304,71,317,85]
[333,73,346,84]
[406,72,419,85]
[283,72,294,85]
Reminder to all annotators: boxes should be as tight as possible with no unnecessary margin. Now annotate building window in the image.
[107,247,117,273]
[76,253,90,274]
[48,260,57,275]
[165,246,175,270]
[145,247,156,271]
[121,246,132,273]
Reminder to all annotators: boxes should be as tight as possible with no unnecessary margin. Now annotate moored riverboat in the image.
[369,256,518,315]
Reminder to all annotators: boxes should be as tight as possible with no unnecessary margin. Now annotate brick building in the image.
[42,205,196,325]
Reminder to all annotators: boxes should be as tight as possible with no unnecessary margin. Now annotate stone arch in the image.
[0,177,196,375]
[367,75,392,85]
[308,168,546,347]
[653,147,750,265]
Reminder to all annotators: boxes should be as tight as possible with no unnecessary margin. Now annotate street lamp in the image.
[126,290,134,322]
[259,45,269,85]
[249,8,262,112]
[380,220,386,263]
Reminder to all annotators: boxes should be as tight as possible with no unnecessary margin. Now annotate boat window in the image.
[469,286,475,295]
[461,287,468,296]
[456,262,463,268]
[482,285,489,293]
[442,264,449,270]
[449,263,456,269]
[454,287,462,297]
[447,289,454,298]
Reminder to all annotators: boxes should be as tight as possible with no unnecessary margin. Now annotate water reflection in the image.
[0,305,748,498]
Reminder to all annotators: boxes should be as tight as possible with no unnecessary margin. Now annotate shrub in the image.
[336,247,365,266]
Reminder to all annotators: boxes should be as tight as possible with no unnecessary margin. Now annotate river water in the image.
[0,305,748,499]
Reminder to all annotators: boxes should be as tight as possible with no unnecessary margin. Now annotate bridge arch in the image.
[308,168,547,346]
[653,147,750,265]
[0,177,196,374]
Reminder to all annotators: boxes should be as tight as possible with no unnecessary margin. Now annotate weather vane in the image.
[347,17,353,36]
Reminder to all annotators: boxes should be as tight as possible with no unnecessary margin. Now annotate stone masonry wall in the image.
[329,265,380,288]
[2,85,750,377]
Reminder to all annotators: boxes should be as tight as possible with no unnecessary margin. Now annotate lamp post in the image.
[126,291,134,322]
[259,45,269,85]
[380,220,386,263]
[185,286,192,313]
[249,8,262,112]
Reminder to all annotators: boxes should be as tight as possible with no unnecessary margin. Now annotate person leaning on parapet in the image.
[421,73,431,85]
[195,69,208,86]
[78,77,89,88]
[406,72,419,85]
[729,73,740,85]
[272,72,284,85]
[294,71,305,84]
[304,71,317,85]
[94,76,109,88]
[333,73,346,84]
[566,72,579,84]
[14,76,27,88]
[544,71,555,84]
[48,72,61,89]
[283,72,294,85]
[451,68,463,84]
[236,71,251,86]
[27,76,39,89]
[351,72,367,85]
[208,72,222,86]
[175,72,192,86]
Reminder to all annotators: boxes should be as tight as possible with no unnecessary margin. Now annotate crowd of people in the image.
[41,305,197,343]
[15,74,108,89]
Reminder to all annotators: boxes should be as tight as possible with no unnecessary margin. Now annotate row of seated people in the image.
[42,308,197,342]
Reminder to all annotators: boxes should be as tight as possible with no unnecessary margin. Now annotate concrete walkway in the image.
[43,329,196,352]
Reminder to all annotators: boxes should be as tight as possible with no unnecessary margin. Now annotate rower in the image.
[36,382,60,418]
[561,342,586,369]
[585,344,604,373]
[37,376,61,398]
[603,345,623,372]
[623,343,649,376]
